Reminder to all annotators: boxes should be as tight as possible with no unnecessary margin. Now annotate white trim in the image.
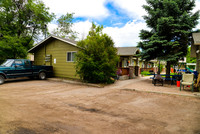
[28,35,80,52]
[66,51,77,62]
[53,35,77,46]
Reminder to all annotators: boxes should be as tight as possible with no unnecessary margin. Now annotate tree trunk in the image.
[166,61,171,78]
[144,61,148,68]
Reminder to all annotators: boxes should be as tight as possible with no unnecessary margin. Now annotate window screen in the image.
[72,52,76,61]
[67,52,72,61]
[24,60,30,66]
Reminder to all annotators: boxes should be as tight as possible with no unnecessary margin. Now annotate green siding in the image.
[34,45,45,65]
[34,39,80,79]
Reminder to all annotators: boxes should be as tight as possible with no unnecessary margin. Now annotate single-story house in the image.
[28,35,81,79]
[29,36,152,79]
[117,47,140,77]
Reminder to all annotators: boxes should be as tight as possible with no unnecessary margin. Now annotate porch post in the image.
[136,57,139,66]
[130,56,133,66]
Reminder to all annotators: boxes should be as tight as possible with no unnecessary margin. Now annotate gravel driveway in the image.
[0,77,199,134]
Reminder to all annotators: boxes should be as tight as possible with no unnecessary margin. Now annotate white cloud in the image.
[103,20,148,47]
[47,20,92,40]
[48,23,58,33]
[44,0,200,46]
[108,0,147,20]
[72,20,92,40]
[193,0,200,13]
[48,20,148,47]
[71,20,149,47]
[42,0,109,19]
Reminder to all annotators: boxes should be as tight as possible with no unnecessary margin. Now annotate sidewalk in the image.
[48,76,200,98]
[116,76,200,98]
[48,77,104,88]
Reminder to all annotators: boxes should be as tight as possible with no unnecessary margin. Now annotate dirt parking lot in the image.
[0,78,200,134]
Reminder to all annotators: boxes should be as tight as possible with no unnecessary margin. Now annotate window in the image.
[1,59,14,67]
[15,60,23,67]
[67,52,76,62]
[24,60,30,67]
[123,59,129,67]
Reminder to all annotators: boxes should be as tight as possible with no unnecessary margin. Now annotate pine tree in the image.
[138,0,199,75]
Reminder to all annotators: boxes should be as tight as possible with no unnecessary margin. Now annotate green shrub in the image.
[75,23,119,84]
[141,71,150,76]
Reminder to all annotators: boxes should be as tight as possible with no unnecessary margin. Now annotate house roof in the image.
[192,33,200,45]
[28,35,80,53]
[117,47,139,56]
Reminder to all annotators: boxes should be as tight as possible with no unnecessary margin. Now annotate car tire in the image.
[39,72,46,80]
[0,75,5,85]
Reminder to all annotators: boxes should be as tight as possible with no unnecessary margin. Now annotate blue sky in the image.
[43,0,200,47]
[72,2,133,28]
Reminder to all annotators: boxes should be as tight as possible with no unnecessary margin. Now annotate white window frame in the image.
[66,51,77,62]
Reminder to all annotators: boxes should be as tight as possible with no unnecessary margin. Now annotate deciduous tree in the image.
[76,23,119,83]
[0,0,54,62]
[52,13,77,40]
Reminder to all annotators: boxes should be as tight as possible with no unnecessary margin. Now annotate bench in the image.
[150,74,181,85]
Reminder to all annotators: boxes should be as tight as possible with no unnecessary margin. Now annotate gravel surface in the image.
[0,77,199,134]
